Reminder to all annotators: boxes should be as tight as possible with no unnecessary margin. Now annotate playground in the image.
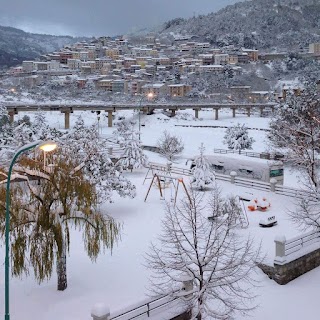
[2,109,316,320]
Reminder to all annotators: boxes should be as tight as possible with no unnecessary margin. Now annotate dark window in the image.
[212,164,224,170]
[270,169,283,177]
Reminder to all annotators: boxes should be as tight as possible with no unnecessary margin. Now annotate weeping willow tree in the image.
[0,150,121,291]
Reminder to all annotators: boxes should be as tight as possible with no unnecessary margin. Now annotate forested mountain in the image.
[0,26,85,68]
[160,0,320,51]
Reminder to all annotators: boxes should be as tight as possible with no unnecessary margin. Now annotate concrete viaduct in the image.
[4,102,277,129]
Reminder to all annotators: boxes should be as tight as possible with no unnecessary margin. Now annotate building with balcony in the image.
[168,84,192,97]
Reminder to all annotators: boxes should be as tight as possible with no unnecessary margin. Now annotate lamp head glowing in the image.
[38,140,57,152]
[147,92,154,99]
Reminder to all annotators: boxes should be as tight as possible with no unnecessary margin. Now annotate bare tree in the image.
[157,130,184,161]
[269,80,320,187]
[288,182,320,232]
[146,187,261,320]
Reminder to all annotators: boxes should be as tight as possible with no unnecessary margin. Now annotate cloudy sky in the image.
[0,0,242,36]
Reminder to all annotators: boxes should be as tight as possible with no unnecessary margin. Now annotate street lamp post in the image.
[4,140,57,320]
[137,92,153,141]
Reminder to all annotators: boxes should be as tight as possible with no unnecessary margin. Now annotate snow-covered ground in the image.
[0,108,315,320]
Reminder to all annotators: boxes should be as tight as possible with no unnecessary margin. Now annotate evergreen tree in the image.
[112,119,136,144]
[191,143,215,190]
[32,108,50,140]
[0,105,14,161]
[65,116,136,202]
[117,130,148,171]
[223,123,254,151]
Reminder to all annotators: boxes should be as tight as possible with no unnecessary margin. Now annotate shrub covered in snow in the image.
[223,123,254,151]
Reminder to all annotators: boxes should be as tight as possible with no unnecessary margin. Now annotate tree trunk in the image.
[57,238,67,291]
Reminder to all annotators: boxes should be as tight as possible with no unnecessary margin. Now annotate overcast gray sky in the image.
[0,0,242,36]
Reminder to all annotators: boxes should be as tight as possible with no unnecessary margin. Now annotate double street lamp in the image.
[137,92,154,141]
[4,140,57,320]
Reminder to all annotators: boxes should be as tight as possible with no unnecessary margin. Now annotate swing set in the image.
[144,173,191,206]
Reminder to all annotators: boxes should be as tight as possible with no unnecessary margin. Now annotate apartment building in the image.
[228,54,238,64]
[106,48,120,59]
[131,80,147,95]
[79,51,89,61]
[95,58,110,70]
[241,49,259,61]
[237,53,249,63]
[124,57,137,69]
[168,84,192,97]
[112,80,128,93]
[198,64,224,73]
[33,62,48,71]
[22,61,35,72]
[67,59,81,70]
[195,42,210,50]
[71,51,80,59]
[130,65,141,73]
[214,54,229,65]
[141,83,167,97]
[96,79,113,91]
[154,56,171,66]
[96,79,128,93]
[199,54,213,65]
[59,52,73,64]
[309,43,320,54]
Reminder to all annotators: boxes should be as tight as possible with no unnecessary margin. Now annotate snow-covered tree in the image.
[0,150,120,291]
[13,122,34,147]
[64,115,136,202]
[146,188,261,319]
[157,130,184,161]
[269,80,320,187]
[0,105,14,161]
[117,130,148,171]
[223,123,254,151]
[112,119,136,144]
[32,108,50,140]
[191,143,215,190]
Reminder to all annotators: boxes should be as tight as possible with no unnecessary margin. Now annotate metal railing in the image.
[110,293,182,320]
[283,229,320,257]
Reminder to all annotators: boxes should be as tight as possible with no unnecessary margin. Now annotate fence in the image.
[213,148,285,161]
[110,294,181,320]
[145,162,308,199]
[91,279,193,320]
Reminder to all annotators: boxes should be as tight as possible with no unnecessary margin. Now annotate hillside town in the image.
[1,0,320,319]
[2,34,320,103]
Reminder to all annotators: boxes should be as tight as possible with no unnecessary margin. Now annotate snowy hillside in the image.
[0,25,87,68]
[160,0,320,51]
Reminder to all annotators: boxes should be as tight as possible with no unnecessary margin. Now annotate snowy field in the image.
[1,108,318,320]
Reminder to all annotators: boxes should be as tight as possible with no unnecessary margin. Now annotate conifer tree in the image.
[32,108,50,140]
[117,130,148,171]
[191,143,215,190]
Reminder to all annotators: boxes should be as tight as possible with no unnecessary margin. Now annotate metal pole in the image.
[43,150,46,171]
[138,95,144,141]
[5,141,40,320]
